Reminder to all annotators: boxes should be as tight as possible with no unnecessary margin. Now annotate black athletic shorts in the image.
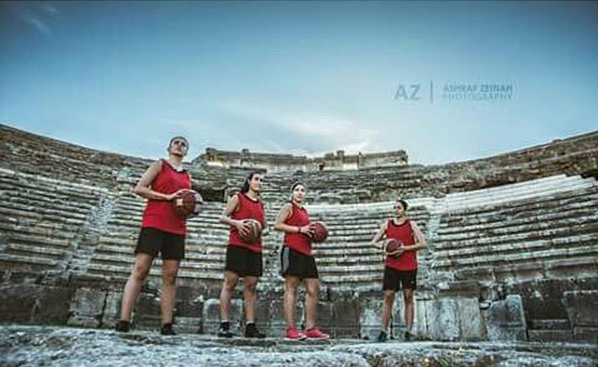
[225,245,263,277]
[280,246,319,280]
[134,227,185,260]
[382,267,417,291]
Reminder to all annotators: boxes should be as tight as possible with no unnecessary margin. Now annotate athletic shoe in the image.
[160,323,176,335]
[115,320,130,333]
[376,330,388,343]
[245,323,265,338]
[284,327,306,341]
[217,321,234,338]
[404,330,414,341]
[304,326,330,340]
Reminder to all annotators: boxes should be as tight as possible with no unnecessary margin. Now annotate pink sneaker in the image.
[304,326,330,340]
[284,327,306,341]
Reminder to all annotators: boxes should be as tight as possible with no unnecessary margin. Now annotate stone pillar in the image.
[68,288,107,328]
[563,290,598,343]
[483,295,527,341]
[202,298,242,335]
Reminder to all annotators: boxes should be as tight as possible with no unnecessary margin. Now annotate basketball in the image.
[310,221,328,243]
[239,219,262,244]
[173,189,203,218]
[385,238,404,258]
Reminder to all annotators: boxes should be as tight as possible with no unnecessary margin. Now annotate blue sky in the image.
[1,1,597,164]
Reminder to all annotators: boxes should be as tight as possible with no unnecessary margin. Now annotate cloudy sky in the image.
[1,1,597,164]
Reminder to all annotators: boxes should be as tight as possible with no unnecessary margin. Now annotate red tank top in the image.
[228,192,265,253]
[384,218,418,271]
[283,203,312,256]
[141,160,191,235]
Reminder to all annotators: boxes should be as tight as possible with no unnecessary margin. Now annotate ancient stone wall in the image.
[1,124,597,343]
[194,147,409,172]
[2,123,596,205]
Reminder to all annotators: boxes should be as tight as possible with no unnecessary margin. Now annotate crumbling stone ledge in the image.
[0,325,596,367]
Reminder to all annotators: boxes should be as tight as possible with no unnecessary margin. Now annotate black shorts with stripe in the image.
[225,245,263,277]
[382,266,417,291]
[135,227,185,260]
[280,246,319,280]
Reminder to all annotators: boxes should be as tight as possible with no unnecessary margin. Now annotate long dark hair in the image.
[241,172,261,194]
[289,182,306,202]
[396,199,409,211]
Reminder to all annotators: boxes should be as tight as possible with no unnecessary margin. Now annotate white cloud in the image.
[6,1,59,36]
[27,16,51,35]
[217,101,380,156]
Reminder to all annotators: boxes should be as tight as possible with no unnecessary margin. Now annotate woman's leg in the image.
[283,275,301,327]
[160,259,180,325]
[219,271,240,321]
[119,253,153,322]
[304,278,320,330]
[243,276,259,323]
[381,290,395,331]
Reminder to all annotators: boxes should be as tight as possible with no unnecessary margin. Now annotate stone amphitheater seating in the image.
[0,168,106,272]
[430,174,598,285]
[1,122,597,341]
[308,204,430,289]
[83,191,431,291]
[86,196,230,286]
[2,166,594,295]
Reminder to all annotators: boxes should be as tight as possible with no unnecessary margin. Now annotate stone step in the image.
[102,213,426,233]
[433,243,598,270]
[0,177,104,201]
[441,175,596,211]
[441,183,598,219]
[528,319,572,330]
[85,263,225,281]
[0,253,60,269]
[317,263,385,275]
[435,223,598,254]
[0,221,78,242]
[433,228,598,260]
[452,253,598,282]
[2,243,67,259]
[2,232,71,248]
[90,254,225,270]
[0,203,91,223]
[438,192,598,233]
[438,200,597,236]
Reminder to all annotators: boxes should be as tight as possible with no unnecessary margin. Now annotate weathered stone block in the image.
[202,298,242,335]
[0,284,73,324]
[331,298,360,338]
[427,298,460,341]
[484,295,527,341]
[528,329,574,342]
[563,290,598,328]
[457,297,484,340]
[134,292,161,329]
[68,288,107,327]
[101,291,123,328]
[573,327,598,343]
[174,316,201,334]
[359,299,383,340]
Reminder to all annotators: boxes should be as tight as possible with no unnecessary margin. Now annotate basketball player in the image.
[274,183,329,340]
[217,172,267,338]
[370,199,427,342]
[116,136,192,335]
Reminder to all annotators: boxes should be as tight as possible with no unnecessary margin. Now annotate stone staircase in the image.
[0,168,107,274]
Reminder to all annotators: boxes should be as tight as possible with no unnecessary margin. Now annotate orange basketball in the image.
[385,239,404,258]
[310,221,328,243]
[239,219,262,245]
[173,190,203,218]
